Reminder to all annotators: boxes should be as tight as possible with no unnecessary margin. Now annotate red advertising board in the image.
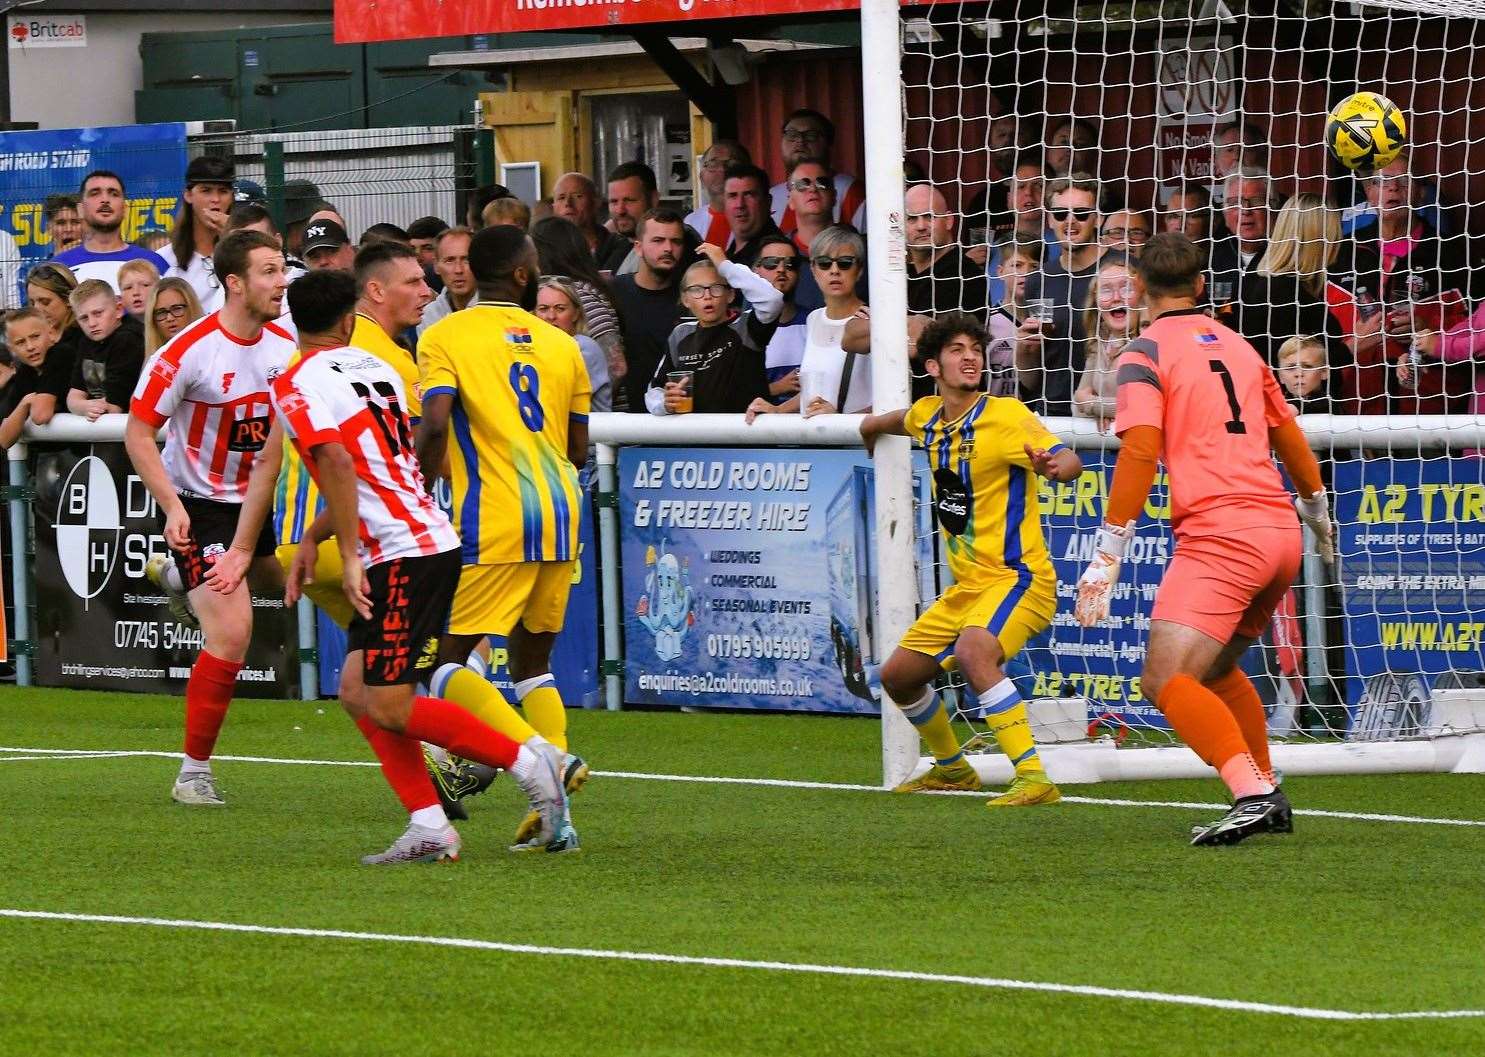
[335,0,863,42]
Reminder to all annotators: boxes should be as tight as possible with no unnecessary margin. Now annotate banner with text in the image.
[1335,457,1485,734]
[618,448,931,714]
[30,443,298,696]
[0,123,187,299]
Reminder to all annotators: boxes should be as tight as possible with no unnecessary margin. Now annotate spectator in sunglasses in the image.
[782,159,840,313]
[750,235,808,405]
[904,182,989,398]
[1017,173,1111,416]
[769,108,866,231]
[748,226,870,421]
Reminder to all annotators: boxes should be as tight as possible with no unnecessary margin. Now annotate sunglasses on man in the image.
[1048,207,1095,222]
[756,256,800,271]
[788,177,832,193]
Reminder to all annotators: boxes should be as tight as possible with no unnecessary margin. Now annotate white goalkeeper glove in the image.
[1075,520,1135,628]
[1295,490,1336,565]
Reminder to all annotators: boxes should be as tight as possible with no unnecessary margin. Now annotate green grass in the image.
[1,688,1483,1056]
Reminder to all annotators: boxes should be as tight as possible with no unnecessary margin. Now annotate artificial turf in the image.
[1,688,1482,1056]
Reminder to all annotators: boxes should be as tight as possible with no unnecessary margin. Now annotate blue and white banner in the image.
[1032,450,1172,729]
[0,122,188,293]
[618,448,932,714]
[1335,457,1485,730]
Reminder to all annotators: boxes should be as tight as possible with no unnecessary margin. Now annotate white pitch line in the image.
[0,752,137,763]
[2,746,1484,828]
[1,907,1480,1022]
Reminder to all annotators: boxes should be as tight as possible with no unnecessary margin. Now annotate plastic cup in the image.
[1027,297,1055,323]
[668,370,695,413]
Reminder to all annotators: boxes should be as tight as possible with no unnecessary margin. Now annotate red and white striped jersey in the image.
[269,345,458,567]
[130,312,298,503]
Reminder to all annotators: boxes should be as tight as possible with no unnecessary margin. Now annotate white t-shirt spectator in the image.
[54,244,169,295]
[763,317,806,404]
[798,306,871,414]
[157,243,224,314]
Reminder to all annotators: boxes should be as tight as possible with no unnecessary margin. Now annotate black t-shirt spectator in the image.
[1020,251,1116,417]
[611,274,683,412]
[1207,236,1266,310]
[593,228,628,269]
[70,314,144,407]
[647,312,776,414]
[5,338,75,415]
[908,249,989,321]
[1228,273,1346,367]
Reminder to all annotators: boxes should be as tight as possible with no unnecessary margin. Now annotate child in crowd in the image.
[0,307,66,447]
[1275,334,1337,415]
[65,279,144,422]
[1072,257,1143,430]
[118,258,160,322]
[646,242,782,415]
[989,239,1042,396]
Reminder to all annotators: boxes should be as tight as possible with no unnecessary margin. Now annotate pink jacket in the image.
[1436,300,1485,418]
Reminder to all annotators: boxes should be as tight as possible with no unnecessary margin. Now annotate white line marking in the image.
[0,752,137,763]
[2,746,1483,828]
[0,907,1479,1022]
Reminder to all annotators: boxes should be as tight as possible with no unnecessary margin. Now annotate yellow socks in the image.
[431,663,536,743]
[898,688,964,765]
[515,675,568,751]
[977,680,1044,777]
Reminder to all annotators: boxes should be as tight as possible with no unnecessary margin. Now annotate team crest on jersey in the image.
[277,389,308,416]
[151,359,178,385]
[221,371,236,392]
[1195,330,1219,344]
[505,327,532,344]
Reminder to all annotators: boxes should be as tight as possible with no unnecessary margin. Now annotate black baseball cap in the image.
[302,219,350,255]
[184,155,235,187]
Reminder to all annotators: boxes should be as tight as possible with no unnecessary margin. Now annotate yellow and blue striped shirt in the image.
[273,314,422,547]
[417,302,590,565]
[905,394,1062,586]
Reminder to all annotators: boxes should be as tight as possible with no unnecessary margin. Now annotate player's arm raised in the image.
[204,420,285,595]
[858,408,908,457]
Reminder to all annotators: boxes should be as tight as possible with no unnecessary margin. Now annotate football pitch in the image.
[1,688,1483,1056]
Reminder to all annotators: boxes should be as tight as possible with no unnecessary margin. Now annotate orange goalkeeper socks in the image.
[1205,667,1274,780]
[1157,674,1273,799]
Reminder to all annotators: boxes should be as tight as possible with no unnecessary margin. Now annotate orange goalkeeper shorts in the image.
[1151,524,1302,644]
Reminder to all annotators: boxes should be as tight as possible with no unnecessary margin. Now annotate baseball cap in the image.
[302,219,350,255]
[184,155,235,187]
[234,179,266,204]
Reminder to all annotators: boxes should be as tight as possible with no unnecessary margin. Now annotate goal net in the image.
[881,0,1485,784]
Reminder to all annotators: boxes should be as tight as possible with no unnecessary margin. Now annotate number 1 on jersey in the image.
[510,362,544,432]
[1208,360,1247,435]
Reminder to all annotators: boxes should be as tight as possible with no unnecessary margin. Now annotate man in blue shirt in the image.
[54,170,168,292]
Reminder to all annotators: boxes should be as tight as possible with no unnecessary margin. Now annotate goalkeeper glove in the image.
[1295,490,1336,565]
[1075,520,1136,628]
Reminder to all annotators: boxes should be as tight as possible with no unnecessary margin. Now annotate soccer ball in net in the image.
[1325,91,1408,171]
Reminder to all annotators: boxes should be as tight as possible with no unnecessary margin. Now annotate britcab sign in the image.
[8,15,87,49]
[335,0,864,41]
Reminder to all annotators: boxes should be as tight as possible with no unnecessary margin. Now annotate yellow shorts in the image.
[899,570,1057,667]
[275,541,356,630]
[448,560,577,637]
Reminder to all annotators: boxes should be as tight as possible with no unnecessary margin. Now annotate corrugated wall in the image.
[737,52,866,185]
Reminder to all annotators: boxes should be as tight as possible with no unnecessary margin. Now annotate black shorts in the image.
[347,548,462,686]
[169,495,276,592]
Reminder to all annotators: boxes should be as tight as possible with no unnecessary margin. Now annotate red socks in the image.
[183,650,242,762]
[403,695,521,771]
[1158,674,1273,799]
[353,715,439,813]
[1205,667,1274,779]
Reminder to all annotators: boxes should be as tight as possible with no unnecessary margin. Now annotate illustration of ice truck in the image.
[826,466,879,701]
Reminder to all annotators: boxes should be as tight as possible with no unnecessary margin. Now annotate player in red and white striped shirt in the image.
[125,230,296,808]
[223,270,571,862]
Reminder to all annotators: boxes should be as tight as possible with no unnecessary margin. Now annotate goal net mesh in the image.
[897,0,1485,758]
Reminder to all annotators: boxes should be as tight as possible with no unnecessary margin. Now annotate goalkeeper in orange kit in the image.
[1074,233,1335,847]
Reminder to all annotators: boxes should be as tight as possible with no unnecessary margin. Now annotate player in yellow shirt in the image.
[860,312,1082,807]
[416,225,592,846]
[271,242,430,627]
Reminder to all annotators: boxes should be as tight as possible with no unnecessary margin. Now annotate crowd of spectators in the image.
[3,108,1482,449]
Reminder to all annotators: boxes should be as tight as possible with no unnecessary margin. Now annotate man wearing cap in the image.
[158,156,238,313]
[302,218,356,272]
